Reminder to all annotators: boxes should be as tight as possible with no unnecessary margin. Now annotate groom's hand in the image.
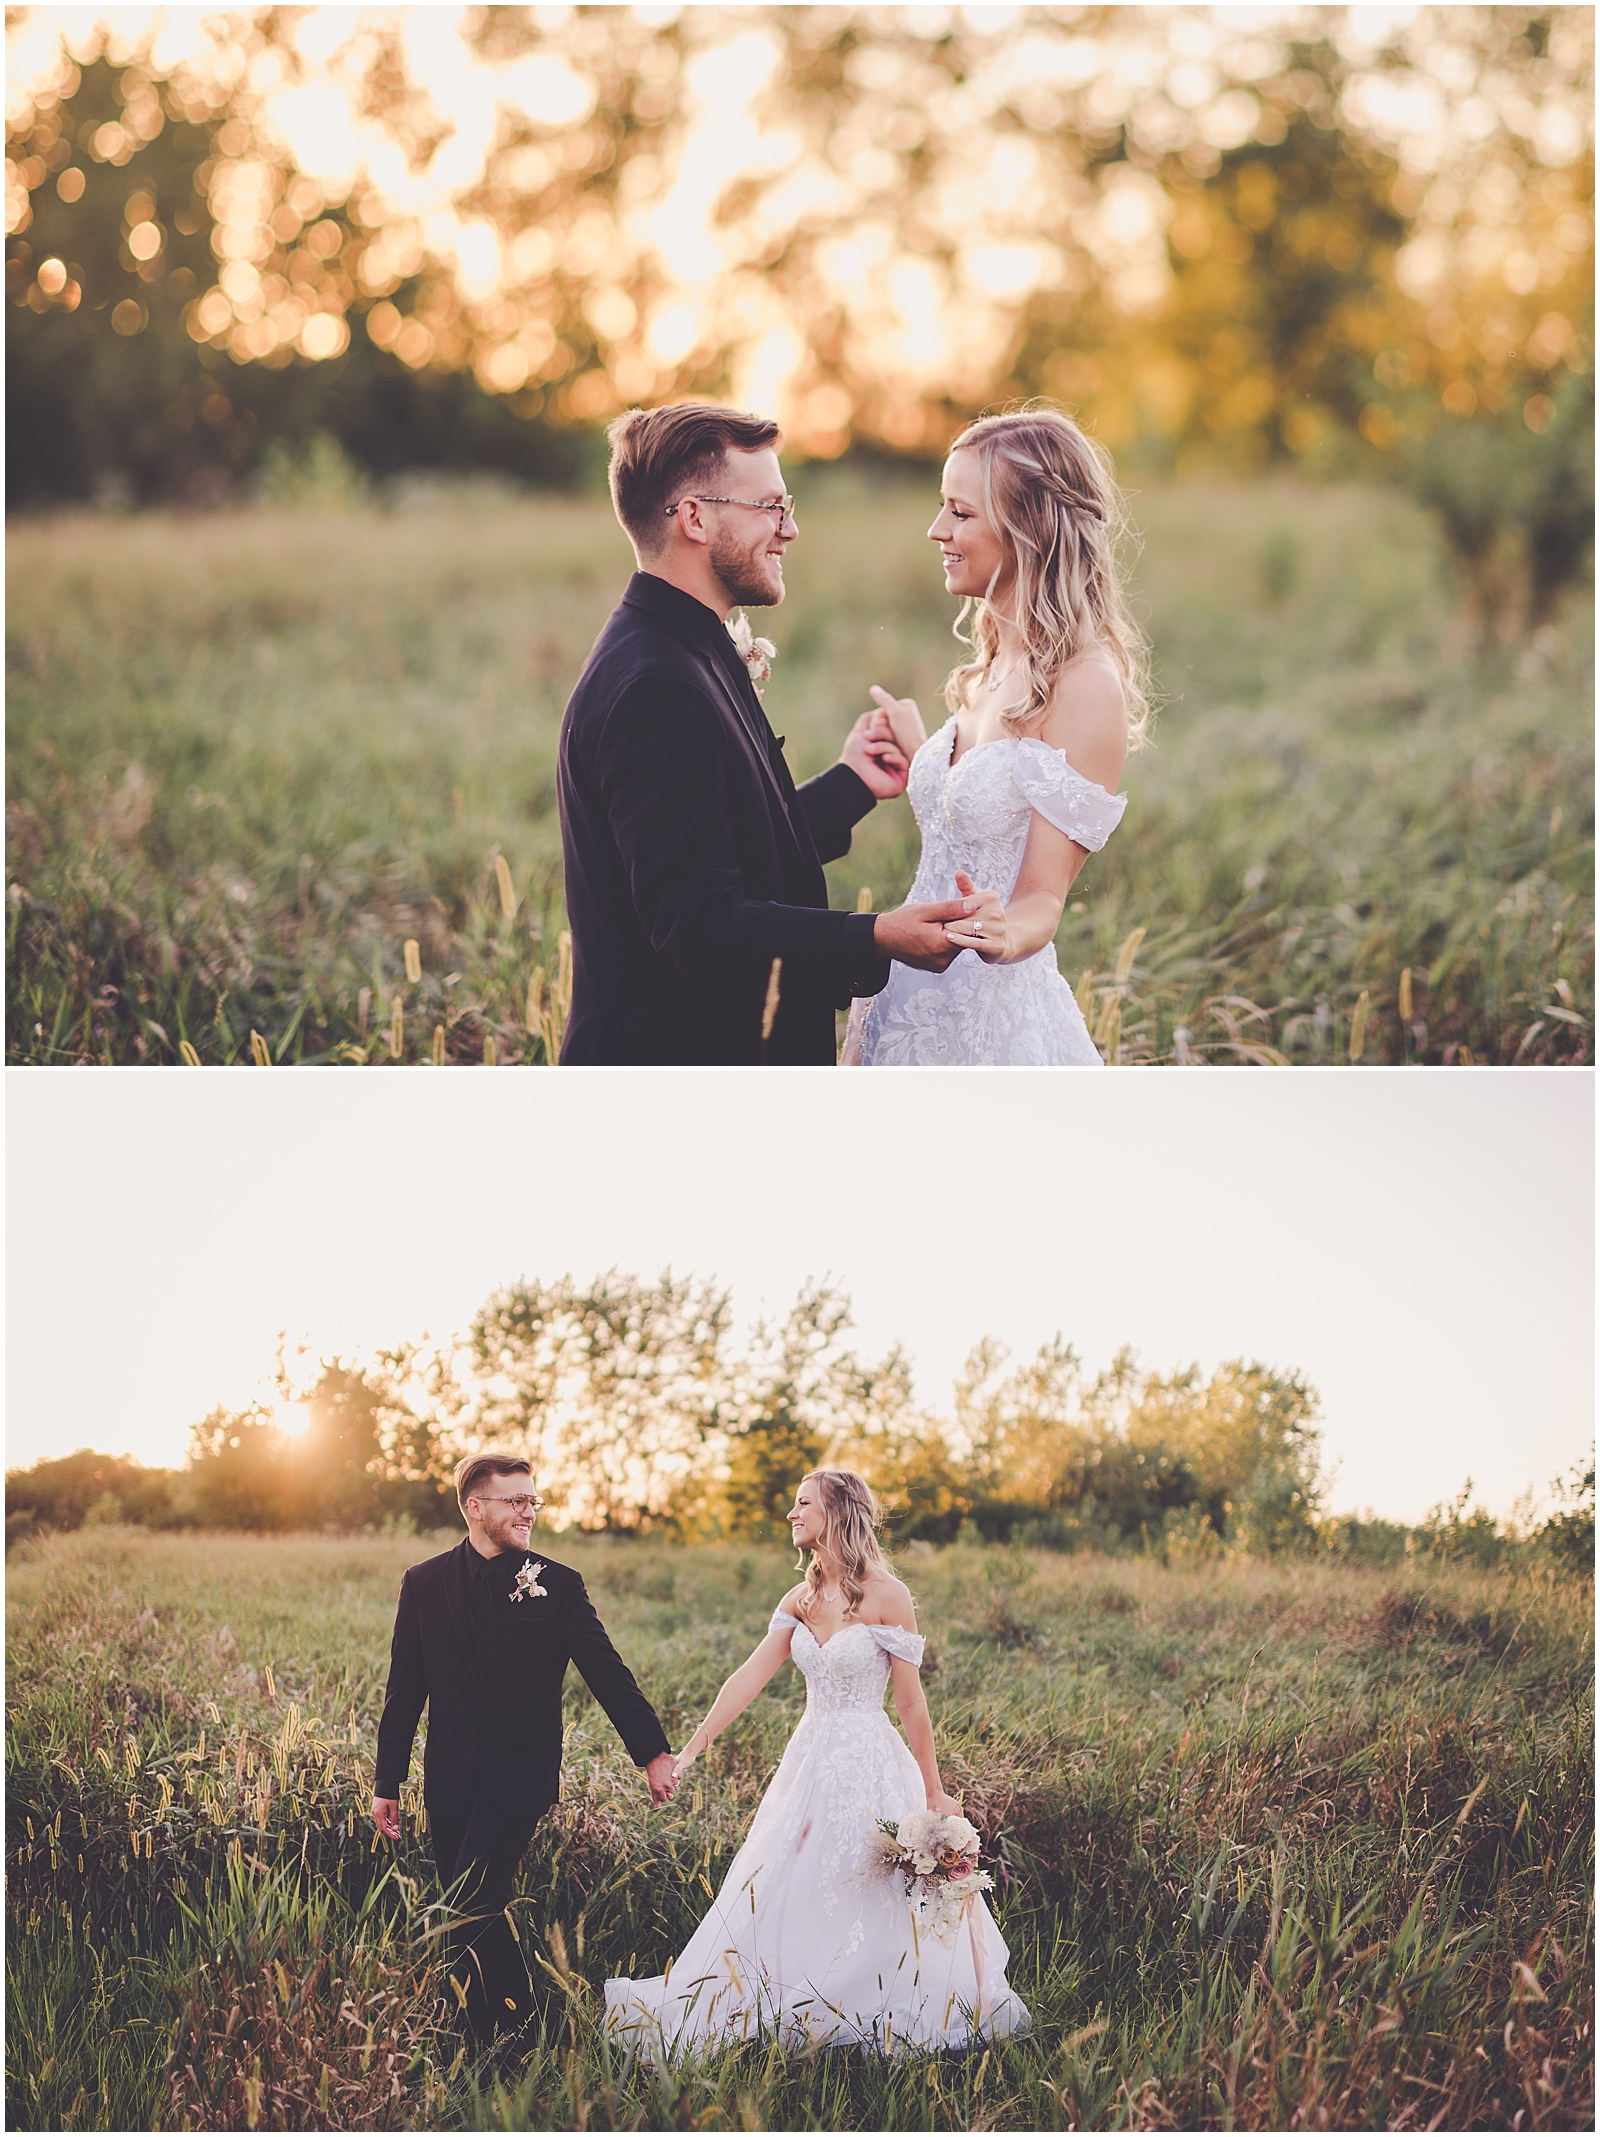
[874,896,974,972]
[644,1752,678,1806]
[372,1795,401,1840]
[839,710,910,799]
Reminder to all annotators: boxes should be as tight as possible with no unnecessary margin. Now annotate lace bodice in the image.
[767,1613,923,1715]
[842,717,1126,1066]
[904,716,1126,907]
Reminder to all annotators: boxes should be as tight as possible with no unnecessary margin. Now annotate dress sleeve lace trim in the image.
[868,1624,925,1665]
[1011,737,1128,852]
[768,1611,801,1631]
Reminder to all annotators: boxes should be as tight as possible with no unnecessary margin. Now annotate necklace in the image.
[985,664,1004,692]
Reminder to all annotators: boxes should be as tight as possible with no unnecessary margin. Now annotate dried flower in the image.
[859,1810,996,1945]
[510,1558,547,1603]
[727,611,777,692]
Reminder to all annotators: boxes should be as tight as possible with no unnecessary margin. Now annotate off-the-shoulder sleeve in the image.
[868,1624,925,1665]
[1012,738,1127,852]
[768,1611,801,1632]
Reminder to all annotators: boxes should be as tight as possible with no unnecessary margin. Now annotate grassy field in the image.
[5,468,1592,1065]
[5,1527,1592,2130]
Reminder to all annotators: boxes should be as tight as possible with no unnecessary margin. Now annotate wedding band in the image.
[972,923,983,936]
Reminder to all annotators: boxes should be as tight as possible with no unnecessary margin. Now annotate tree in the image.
[4,1447,182,1539]
[183,1355,458,1531]
[721,1401,825,1542]
[186,1402,289,1530]
[1130,1358,1324,1552]
[10,8,1589,499]
[3,13,677,504]
[950,1339,1199,1543]
[447,1270,733,1532]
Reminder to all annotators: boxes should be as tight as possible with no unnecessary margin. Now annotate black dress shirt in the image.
[463,1542,518,1656]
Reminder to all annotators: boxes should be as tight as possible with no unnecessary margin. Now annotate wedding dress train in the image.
[844,715,1127,1066]
[603,1614,1028,2057]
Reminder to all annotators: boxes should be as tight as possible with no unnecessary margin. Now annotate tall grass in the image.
[6,1528,1592,2128]
[6,469,1592,1063]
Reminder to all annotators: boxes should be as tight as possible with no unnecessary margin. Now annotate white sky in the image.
[6,1069,1592,1524]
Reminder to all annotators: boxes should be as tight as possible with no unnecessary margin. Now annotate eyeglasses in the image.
[476,1494,544,1513]
[666,494,797,527]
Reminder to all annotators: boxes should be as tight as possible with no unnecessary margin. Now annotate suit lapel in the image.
[701,649,803,841]
[442,1541,479,1682]
[620,580,801,840]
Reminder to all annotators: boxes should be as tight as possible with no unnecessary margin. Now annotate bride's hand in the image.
[931,1789,965,1817]
[943,870,1007,962]
[671,1742,701,1783]
[868,686,927,762]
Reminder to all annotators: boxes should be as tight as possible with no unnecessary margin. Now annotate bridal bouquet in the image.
[862,1809,995,1945]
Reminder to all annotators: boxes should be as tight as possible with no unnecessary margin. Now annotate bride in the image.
[844,404,1150,1067]
[603,1471,1028,2057]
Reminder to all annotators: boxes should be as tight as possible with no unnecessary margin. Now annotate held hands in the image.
[873,896,974,972]
[839,708,909,799]
[371,1795,401,1840]
[670,1728,707,1785]
[840,684,926,800]
[942,870,1008,962]
[644,1751,678,1806]
[867,686,927,766]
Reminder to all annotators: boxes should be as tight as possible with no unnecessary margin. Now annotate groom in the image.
[371,1454,674,2043]
[557,401,970,1063]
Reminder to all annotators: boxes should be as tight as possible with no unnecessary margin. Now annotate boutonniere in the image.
[510,1559,547,1603]
[727,611,776,694]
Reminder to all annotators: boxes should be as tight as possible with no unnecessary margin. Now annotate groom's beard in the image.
[709,524,783,608]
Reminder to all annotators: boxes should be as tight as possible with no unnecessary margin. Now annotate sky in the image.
[7,1069,1592,1524]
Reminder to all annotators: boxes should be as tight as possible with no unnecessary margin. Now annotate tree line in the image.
[6,9,1591,627]
[6,1272,1592,1572]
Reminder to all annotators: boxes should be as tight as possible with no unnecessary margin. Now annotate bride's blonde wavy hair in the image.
[793,1469,893,1625]
[942,403,1152,749]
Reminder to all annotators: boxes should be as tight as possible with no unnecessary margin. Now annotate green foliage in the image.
[1537,1447,1597,1570]
[1395,372,1597,630]
[181,1361,458,1535]
[1413,1480,1518,1569]
[254,430,370,513]
[4,50,595,509]
[7,13,1589,508]
[426,1270,734,1532]
[3,1447,185,1543]
[719,1406,825,1541]
[5,1529,1594,2129]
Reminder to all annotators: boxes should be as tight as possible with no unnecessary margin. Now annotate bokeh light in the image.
[4,4,1593,461]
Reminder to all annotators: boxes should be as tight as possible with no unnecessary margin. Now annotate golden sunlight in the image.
[5,4,1591,454]
[273,1402,312,1438]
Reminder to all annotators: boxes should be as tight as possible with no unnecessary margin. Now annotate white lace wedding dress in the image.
[603,1613,1028,2058]
[844,715,1128,1066]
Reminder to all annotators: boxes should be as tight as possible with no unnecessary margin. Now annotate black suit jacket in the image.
[557,572,891,1064]
[373,1542,669,1836]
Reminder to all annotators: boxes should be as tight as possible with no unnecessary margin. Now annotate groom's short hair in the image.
[454,1451,533,1515]
[607,402,781,556]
